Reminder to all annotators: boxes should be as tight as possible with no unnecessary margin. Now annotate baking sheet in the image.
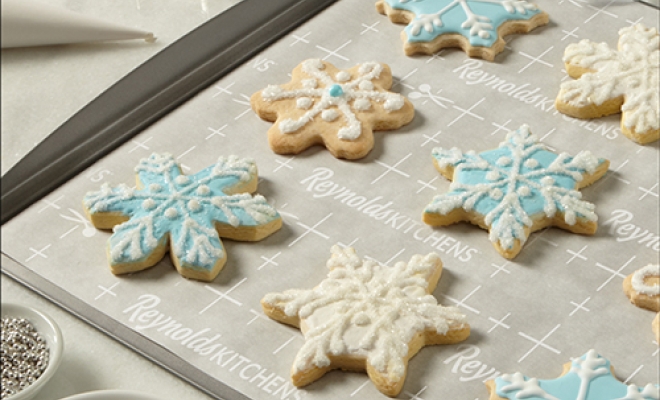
[2,0,659,398]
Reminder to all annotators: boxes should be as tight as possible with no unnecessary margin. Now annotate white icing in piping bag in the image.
[1,0,155,48]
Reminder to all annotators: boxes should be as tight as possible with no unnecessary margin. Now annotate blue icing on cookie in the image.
[424,125,606,252]
[84,154,280,276]
[494,350,659,400]
[384,0,543,47]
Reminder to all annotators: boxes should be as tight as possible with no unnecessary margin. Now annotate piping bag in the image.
[1,0,155,48]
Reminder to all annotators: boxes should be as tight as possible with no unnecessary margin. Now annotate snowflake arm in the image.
[84,153,282,281]
[557,24,660,144]
[423,125,608,259]
[261,245,469,397]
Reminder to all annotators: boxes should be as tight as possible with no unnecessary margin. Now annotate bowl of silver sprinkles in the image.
[1,303,63,400]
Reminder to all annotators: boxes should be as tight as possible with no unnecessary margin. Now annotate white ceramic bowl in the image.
[1,303,64,400]
[58,390,163,400]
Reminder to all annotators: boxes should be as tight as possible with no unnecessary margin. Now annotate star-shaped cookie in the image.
[423,125,609,259]
[376,0,549,60]
[487,350,659,400]
[250,59,415,160]
[261,245,469,397]
[84,154,282,281]
[556,24,659,145]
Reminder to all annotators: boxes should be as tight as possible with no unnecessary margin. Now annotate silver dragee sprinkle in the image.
[1,317,49,399]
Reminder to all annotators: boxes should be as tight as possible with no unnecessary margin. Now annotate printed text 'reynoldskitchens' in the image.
[301,168,478,262]
[123,295,302,400]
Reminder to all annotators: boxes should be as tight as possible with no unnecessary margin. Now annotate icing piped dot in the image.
[188,199,201,212]
[353,98,371,111]
[517,186,531,197]
[297,97,313,109]
[142,199,156,210]
[359,80,374,90]
[524,159,539,169]
[383,96,404,111]
[490,188,503,200]
[165,207,178,219]
[335,71,351,82]
[486,171,500,181]
[322,109,339,122]
[175,175,190,185]
[497,156,512,166]
[149,184,162,192]
[197,185,210,195]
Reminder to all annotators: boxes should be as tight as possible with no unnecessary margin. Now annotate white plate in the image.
[1,303,64,400]
[58,390,164,400]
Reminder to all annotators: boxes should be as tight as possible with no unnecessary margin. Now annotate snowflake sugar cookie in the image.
[556,24,660,145]
[261,245,469,397]
[83,154,282,281]
[624,264,660,343]
[486,350,660,400]
[376,0,549,60]
[250,59,415,160]
[423,125,609,259]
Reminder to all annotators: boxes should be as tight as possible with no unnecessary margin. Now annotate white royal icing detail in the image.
[524,159,539,169]
[499,373,559,400]
[302,79,317,89]
[142,199,156,211]
[296,97,313,109]
[263,246,467,379]
[517,186,531,197]
[322,109,339,122]
[175,175,190,185]
[632,264,660,296]
[149,183,162,192]
[359,81,374,90]
[335,71,351,82]
[497,156,512,166]
[261,59,406,141]
[486,171,500,181]
[353,98,372,111]
[560,24,659,135]
[187,199,201,212]
[165,207,178,219]
[197,185,210,196]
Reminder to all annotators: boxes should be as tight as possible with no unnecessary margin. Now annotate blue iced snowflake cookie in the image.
[84,154,282,281]
[376,0,549,60]
[486,350,659,400]
[423,125,609,259]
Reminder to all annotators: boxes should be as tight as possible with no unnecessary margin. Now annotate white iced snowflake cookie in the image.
[83,153,282,281]
[423,125,609,259]
[556,24,660,145]
[251,59,415,160]
[624,264,660,343]
[261,245,469,397]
